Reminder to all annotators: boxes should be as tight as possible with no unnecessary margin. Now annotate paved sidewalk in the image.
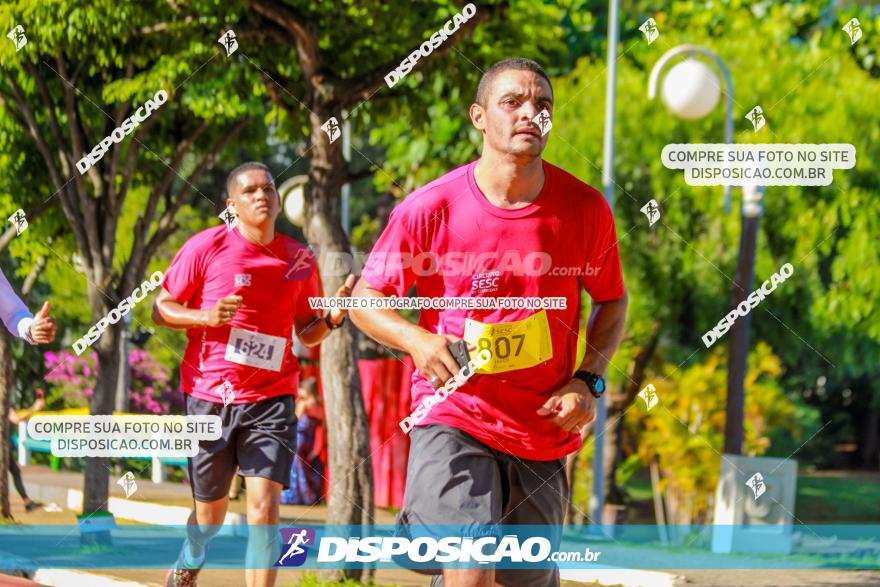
[7,465,420,586]
[8,465,880,587]
[18,464,398,523]
[54,568,425,587]
[677,570,880,587]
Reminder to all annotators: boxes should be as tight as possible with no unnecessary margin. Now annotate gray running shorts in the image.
[397,424,569,587]
[185,394,297,502]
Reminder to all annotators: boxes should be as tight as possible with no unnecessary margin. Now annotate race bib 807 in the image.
[463,310,554,375]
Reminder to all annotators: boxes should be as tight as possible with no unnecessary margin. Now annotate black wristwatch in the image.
[572,370,606,399]
[324,312,345,330]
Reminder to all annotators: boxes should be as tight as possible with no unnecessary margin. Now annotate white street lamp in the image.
[280,175,308,227]
[649,44,734,211]
[660,58,721,120]
[649,45,763,479]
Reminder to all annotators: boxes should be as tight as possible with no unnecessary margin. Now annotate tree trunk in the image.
[564,422,592,525]
[82,323,122,514]
[0,328,13,518]
[650,459,668,544]
[860,406,879,469]
[601,404,626,505]
[305,109,374,582]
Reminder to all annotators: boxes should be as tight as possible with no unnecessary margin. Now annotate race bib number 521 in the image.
[463,310,553,375]
[225,328,286,372]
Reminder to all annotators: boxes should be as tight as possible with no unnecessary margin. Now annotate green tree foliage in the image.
[546,0,880,503]
[623,343,799,525]
[0,0,876,533]
[0,0,262,514]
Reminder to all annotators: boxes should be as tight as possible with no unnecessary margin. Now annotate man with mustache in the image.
[351,58,629,587]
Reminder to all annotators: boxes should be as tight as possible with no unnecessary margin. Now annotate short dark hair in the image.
[226,161,273,197]
[475,58,553,106]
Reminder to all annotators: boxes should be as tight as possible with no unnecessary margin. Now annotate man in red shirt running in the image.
[351,58,629,587]
[153,161,353,587]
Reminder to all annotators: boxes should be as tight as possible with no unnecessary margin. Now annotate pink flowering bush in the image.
[43,350,95,408]
[44,349,183,414]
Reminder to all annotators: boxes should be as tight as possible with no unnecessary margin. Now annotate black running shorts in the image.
[185,394,297,502]
[398,424,569,587]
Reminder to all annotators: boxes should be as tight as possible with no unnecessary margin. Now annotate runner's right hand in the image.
[29,302,57,344]
[205,295,243,327]
[407,332,466,387]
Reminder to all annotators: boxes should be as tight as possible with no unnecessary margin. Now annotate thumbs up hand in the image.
[29,301,57,344]
[329,274,357,326]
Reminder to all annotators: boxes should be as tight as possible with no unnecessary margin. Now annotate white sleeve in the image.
[0,269,33,341]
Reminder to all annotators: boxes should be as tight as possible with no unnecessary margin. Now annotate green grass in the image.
[624,474,653,502]
[620,472,880,524]
[282,572,399,587]
[795,475,880,523]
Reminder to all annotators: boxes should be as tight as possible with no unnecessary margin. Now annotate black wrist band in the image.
[324,313,345,330]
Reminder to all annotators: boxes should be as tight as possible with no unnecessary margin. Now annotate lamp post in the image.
[115,312,132,414]
[724,183,763,454]
[649,46,760,456]
[589,0,620,537]
[648,45,734,211]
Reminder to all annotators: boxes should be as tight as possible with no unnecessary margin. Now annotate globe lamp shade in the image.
[661,58,721,120]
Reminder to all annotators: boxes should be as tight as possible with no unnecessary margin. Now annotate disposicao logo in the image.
[72,271,163,355]
[384,3,477,89]
[275,527,315,567]
[76,89,168,174]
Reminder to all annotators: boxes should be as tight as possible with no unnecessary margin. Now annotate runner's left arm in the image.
[577,290,629,375]
[539,200,628,432]
[294,274,356,347]
[537,291,628,432]
[574,199,629,377]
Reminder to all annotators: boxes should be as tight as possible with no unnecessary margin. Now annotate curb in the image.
[26,478,684,587]
[30,481,247,535]
[561,568,685,587]
[33,569,158,587]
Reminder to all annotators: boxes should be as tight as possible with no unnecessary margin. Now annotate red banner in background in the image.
[300,356,413,509]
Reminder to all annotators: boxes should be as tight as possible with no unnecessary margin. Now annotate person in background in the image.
[280,378,325,505]
[0,268,56,345]
[153,161,353,587]
[0,270,54,514]
[227,468,243,501]
[8,389,47,512]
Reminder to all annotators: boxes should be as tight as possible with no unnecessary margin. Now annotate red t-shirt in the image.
[361,159,625,460]
[162,225,322,404]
